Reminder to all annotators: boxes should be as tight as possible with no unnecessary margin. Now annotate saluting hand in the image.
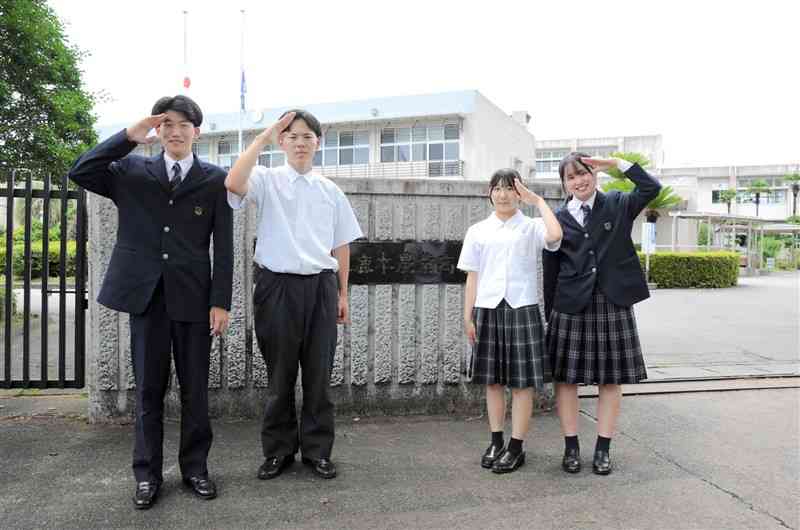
[513,178,544,207]
[125,114,167,144]
[579,157,619,172]
[254,111,297,146]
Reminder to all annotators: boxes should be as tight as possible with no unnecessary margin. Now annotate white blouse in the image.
[457,210,560,309]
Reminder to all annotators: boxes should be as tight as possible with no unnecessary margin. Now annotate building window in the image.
[217,140,238,170]
[381,124,459,165]
[192,142,210,162]
[535,148,569,173]
[315,130,369,167]
[257,144,285,168]
[578,146,616,158]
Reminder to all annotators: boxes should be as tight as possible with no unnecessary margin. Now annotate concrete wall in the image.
[86,178,563,422]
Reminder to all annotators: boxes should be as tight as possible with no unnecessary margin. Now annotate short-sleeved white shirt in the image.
[227,164,363,274]
[457,210,560,309]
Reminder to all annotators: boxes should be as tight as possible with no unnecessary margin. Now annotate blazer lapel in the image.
[557,206,582,231]
[172,159,210,199]
[145,153,171,193]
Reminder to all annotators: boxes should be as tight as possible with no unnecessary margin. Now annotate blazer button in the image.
[163,226,170,232]
[591,267,597,273]
[584,233,589,239]
[589,249,595,255]
[168,199,174,205]
[162,253,169,260]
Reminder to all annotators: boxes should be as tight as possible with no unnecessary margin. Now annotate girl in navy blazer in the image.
[543,153,661,476]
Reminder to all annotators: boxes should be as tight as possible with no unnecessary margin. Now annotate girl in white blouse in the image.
[457,168,562,473]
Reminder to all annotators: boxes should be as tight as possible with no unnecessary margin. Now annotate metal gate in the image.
[0,170,87,388]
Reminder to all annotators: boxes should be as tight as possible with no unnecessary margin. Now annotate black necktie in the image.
[170,162,181,192]
[580,203,592,227]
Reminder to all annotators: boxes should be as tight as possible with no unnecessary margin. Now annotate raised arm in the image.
[225,112,295,197]
[580,157,662,220]
[68,114,165,199]
[514,178,563,244]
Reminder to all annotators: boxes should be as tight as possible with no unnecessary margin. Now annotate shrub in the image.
[0,241,77,278]
[637,251,739,288]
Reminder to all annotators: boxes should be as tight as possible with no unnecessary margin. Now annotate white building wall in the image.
[463,93,536,181]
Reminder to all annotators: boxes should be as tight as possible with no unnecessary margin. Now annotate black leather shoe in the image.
[132,481,160,510]
[592,450,612,475]
[562,448,582,474]
[491,450,525,474]
[302,457,337,479]
[481,443,505,469]
[183,475,217,500]
[258,455,294,480]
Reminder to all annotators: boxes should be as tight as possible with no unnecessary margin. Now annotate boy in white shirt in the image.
[225,110,362,480]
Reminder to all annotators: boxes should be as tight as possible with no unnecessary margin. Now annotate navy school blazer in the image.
[543,163,662,318]
[68,130,233,322]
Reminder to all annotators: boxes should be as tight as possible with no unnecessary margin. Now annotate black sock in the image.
[507,437,523,456]
[565,435,579,452]
[491,431,504,447]
[595,436,611,453]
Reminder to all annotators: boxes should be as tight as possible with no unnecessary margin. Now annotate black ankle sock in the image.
[507,437,523,456]
[595,436,611,453]
[491,431,504,447]
[565,435,579,452]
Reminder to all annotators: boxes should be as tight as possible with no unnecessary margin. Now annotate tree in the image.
[783,172,800,218]
[602,151,683,222]
[747,179,770,217]
[0,0,97,178]
[718,189,738,215]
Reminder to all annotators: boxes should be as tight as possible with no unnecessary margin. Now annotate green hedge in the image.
[637,251,739,288]
[0,241,77,278]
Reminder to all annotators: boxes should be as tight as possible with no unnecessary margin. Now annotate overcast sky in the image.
[49,0,798,168]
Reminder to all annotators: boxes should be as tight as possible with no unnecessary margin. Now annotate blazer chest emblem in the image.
[194,206,204,216]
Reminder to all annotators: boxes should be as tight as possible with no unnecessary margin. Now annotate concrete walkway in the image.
[1,387,797,529]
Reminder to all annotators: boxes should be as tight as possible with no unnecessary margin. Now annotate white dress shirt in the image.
[227,164,363,274]
[164,152,194,183]
[457,210,560,309]
[568,159,633,224]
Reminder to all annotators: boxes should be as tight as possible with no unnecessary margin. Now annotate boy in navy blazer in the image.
[69,95,233,509]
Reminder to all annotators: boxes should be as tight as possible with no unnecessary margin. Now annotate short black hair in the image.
[151,95,203,127]
[488,168,521,205]
[278,108,322,138]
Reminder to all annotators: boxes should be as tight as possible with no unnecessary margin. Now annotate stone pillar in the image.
[86,178,563,421]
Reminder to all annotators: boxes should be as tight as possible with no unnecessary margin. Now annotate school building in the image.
[99,90,537,183]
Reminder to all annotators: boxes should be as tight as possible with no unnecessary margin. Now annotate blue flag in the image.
[240,70,246,112]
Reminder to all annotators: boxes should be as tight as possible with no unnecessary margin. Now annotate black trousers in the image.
[130,280,212,483]
[253,267,338,460]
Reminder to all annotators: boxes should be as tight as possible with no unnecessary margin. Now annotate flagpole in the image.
[238,9,245,156]
[182,10,190,92]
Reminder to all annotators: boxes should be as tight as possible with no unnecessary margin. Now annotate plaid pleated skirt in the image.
[546,289,647,385]
[470,300,550,390]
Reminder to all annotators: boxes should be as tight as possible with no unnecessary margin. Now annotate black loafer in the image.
[258,455,294,480]
[481,443,506,469]
[183,475,217,499]
[562,448,582,474]
[132,481,160,510]
[302,457,337,479]
[491,450,525,474]
[592,450,612,475]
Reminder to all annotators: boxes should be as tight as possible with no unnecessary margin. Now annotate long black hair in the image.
[557,151,593,200]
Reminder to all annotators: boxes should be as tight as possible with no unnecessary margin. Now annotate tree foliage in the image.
[0,0,97,177]
[600,151,682,217]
